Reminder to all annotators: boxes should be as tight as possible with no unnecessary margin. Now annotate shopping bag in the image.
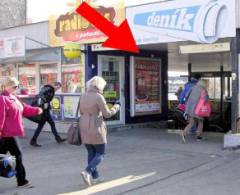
[67,118,82,146]
[0,154,16,178]
[26,114,45,124]
[177,103,185,111]
[195,91,211,117]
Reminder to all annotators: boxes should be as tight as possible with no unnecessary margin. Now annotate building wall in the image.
[0,0,26,29]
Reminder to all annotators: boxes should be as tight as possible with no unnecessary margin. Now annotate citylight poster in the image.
[130,57,162,116]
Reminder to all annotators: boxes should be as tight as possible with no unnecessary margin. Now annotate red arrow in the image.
[75,2,139,53]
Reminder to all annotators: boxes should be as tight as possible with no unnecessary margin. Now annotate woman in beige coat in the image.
[79,76,120,186]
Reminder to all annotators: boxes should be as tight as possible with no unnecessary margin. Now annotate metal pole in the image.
[188,62,192,82]
[220,65,224,128]
[231,29,240,133]
[227,77,230,97]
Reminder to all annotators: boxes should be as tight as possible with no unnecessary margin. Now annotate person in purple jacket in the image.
[0,77,42,189]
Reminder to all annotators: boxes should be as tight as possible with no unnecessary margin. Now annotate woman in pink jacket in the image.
[0,77,42,188]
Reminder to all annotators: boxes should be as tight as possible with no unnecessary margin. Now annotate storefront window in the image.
[130,57,162,116]
[18,64,36,95]
[0,64,15,77]
[102,58,120,121]
[40,64,58,87]
[61,55,84,93]
[168,74,188,101]
[205,77,232,100]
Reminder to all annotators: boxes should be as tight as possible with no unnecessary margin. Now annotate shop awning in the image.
[0,47,60,64]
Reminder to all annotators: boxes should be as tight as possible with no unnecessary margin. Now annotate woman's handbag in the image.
[195,90,211,117]
[67,97,82,146]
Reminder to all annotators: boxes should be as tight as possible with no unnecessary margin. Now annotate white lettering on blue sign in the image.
[131,0,230,44]
[134,6,200,32]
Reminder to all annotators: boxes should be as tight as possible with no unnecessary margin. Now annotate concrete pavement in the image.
[0,128,240,195]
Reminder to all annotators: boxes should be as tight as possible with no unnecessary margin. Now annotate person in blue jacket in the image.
[179,74,201,105]
[178,74,201,134]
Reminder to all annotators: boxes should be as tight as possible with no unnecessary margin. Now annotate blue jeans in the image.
[85,144,106,179]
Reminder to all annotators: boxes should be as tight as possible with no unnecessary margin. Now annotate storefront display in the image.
[40,64,58,87]
[130,57,161,116]
[0,64,15,77]
[99,56,123,122]
[61,56,84,93]
[18,64,36,95]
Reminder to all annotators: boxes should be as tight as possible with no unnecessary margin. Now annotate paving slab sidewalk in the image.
[1,128,239,195]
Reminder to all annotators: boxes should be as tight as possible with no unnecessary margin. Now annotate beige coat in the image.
[79,88,119,144]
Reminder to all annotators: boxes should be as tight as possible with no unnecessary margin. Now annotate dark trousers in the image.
[0,137,28,186]
[85,144,106,179]
[32,110,59,141]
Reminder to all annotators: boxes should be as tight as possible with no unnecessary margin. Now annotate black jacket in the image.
[27,85,55,123]
[32,85,55,111]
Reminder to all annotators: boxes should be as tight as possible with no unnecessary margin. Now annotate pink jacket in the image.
[0,91,39,138]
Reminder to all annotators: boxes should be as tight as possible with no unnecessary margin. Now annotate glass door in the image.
[98,55,125,125]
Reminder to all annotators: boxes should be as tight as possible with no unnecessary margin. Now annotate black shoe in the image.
[56,137,66,143]
[30,140,42,147]
[196,136,203,141]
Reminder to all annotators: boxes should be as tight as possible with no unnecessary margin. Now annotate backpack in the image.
[0,154,16,178]
[179,82,195,104]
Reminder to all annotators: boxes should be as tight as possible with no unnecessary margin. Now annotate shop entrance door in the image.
[98,55,125,125]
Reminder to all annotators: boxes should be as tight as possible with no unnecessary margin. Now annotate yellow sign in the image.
[52,97,60,109]
[64,97,74,117]
[104,91,117,98]
[49,1,125,47]
[63,43,82,59]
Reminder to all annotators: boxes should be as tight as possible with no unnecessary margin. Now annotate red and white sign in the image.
[130,57,162,116]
